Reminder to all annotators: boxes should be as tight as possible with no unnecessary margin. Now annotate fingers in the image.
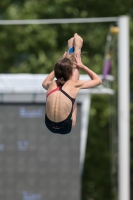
[73,53,82,68]
[63,52,71,58]
[63,52,67,58]
[73,61,82,69]
[73,61,77,65]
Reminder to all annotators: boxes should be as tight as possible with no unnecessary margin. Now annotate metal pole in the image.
[118,16,130,200]
[0,17,117,25]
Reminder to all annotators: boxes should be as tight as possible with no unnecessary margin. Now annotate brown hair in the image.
[54,57,73,86]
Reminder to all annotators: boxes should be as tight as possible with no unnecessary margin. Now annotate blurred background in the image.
[0,1,133,200]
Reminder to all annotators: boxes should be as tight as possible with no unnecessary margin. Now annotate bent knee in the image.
[72,118,76,127]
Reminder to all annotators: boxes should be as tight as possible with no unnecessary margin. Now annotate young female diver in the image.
[42,33,102,134]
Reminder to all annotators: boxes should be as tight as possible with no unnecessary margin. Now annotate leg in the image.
[71,34,83,125]
[68,36,74,50]
[74,33,83,55]
[72,101,77,127]
[64,34,83,127]
[62,37,74,59]
[71,33,83,81]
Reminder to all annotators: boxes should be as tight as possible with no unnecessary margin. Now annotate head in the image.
[54,57,73,86]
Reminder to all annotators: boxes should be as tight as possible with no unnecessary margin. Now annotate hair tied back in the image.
[56,77,65,86]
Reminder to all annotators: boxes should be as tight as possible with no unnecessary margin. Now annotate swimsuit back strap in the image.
[60,86,75,105]
[46,86,60,98]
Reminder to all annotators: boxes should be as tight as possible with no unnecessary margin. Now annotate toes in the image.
[74,33,78,37]
[68,37,74,42]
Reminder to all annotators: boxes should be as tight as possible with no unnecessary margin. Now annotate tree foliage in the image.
[0,1,133,200]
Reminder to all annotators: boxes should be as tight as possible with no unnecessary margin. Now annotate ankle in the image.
[74,48,81,54]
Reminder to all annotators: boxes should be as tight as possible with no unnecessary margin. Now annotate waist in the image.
[45,111,72,124]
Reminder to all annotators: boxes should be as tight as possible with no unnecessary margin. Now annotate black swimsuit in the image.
[45,86,75,134]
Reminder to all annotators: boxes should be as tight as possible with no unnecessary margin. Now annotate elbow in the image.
[42,81,50,90]
[99,78,102,85]
[97,78,102,86]
[42,82,44,88]
[42,82,46,89]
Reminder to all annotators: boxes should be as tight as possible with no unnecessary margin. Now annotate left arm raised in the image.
[42,70,55,90]
[42,52,68,90]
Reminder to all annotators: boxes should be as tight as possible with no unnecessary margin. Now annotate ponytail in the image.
[56,78,65,86]
[54,57,73,86]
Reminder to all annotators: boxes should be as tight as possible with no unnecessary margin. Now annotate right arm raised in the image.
[73,54,102,89]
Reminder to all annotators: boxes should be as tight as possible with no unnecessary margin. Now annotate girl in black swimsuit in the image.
[42,34,102,134]
[45,56,76,134]
[45,85,75,134]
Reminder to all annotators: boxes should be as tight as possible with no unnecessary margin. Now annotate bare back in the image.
[46,80,78,122]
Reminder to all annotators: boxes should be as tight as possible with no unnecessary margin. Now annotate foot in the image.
[73,33,83,54]
[68,37,74,49]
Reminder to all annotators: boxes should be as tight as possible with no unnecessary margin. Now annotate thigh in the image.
[72,101,77,127]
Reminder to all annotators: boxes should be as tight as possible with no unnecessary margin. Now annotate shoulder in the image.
[72,80,85,88]
[65,80,79,88]
[65,80,85,89]
[64,80,83,95]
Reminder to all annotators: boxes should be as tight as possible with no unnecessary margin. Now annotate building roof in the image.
[0,74,114,94]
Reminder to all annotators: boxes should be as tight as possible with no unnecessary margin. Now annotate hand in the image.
[62,52,68,58]
[62,51,71,59]
[73,54,84,69]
